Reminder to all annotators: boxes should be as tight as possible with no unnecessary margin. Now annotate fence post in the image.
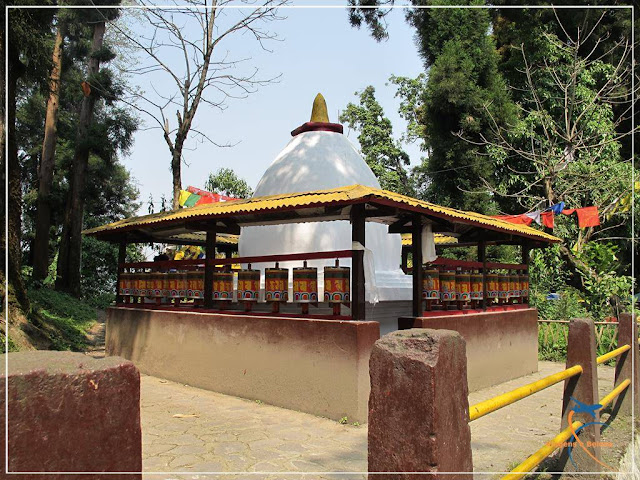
[560,317,601,471]
[614,312,639,417]
[368,329,473,479]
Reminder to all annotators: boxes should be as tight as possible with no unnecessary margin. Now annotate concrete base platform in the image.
[106,307,380,423]
[399,307,539,391]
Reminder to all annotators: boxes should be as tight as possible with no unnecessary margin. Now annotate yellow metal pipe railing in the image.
[502,420,583,480]
[469,365,583,422]
[501,380,631,480]
[596,344,630,365]
[599,379,630,409]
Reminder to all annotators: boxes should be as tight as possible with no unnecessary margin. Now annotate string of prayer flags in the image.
[494,205,600,230]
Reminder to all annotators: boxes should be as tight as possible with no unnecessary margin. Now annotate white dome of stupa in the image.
[239,94,412,302]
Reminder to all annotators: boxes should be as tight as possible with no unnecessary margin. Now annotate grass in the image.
[27,287,98,351]
[538,321,619,364]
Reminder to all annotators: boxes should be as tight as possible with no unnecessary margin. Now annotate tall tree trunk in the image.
[56,21,105,297]
[7,44,29,309]
[0,11,6,308]
[33,25,64,282]
[171,148,181,209]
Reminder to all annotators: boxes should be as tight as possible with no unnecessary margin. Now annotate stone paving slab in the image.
[140,361,615,480]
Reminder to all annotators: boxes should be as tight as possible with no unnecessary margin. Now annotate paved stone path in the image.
[139,361,616,479]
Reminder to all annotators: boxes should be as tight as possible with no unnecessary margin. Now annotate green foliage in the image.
[339,86,413,195]
[204,168,253,199]
[339,416,348,425]
[537,321,618,363]
[27,287,97,351]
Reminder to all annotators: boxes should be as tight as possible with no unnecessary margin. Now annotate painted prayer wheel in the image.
[119,273,132,298]
[509,272,521,302]
[487,272,499,303]
[422,268,440,300]
[439,270,456,302]
[167,272,182,299]
[238,268,260,301]
[187,271,204,300]
[129,273,140,299]
[149,272,165,298]
[498,273,510,301]
[161,273,170,299]
[265,267,288,302]
[324,266,350,303]
[293,265,318,303]
[456,270,471,308]
[470,270,483,302]
[139,272,151,298]
[519,272,530,300]
[213,271,234,301]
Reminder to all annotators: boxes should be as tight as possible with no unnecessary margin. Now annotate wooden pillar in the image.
[115,241,126,304]
[478,241,487,311]
[411,214,423,318]
[204,227,216,309]
[351,204,366,321]
[521,243,530,267]
[401,247,409,274]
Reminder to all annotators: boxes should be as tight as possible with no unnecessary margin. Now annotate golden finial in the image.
[310,93,330,123]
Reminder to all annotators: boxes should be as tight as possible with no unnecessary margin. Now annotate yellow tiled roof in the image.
[83,184,560,243]
[401,233,457,246]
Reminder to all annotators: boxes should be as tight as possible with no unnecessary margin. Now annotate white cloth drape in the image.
[352,241,379,305]
[421,223,437,263]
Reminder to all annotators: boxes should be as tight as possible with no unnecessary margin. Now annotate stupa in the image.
[239,94,412,331]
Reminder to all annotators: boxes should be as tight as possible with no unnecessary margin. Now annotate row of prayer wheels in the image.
[118,260,350,315]
[421,266,529,311]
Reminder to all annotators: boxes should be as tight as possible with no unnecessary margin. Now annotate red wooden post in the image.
[411,214,423,317]
[204,228,216,309]
[116,241,126,305]
[351,204,366,321]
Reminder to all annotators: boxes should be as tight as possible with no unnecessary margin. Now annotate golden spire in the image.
[310,93,330,123]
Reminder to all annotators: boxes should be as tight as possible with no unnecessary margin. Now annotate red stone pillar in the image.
[1,351,142,479]
[368,329,473,479]
[615,312,639,417]
[560,318,601,471]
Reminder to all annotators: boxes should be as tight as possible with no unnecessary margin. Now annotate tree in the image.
[339,86,412,195]
[348,0,516,212]
[7,5,56,310]
[56,3,123,296]
[466,17,636,295]
[32,22,65,282]
[204,168,253,198]
[116,0,286,209]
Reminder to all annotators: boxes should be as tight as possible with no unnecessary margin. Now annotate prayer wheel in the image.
[119,272,132,302]
[498,272,510,303]
[456,270,471,308]
[167,272,182,301]
[187,271,204,300]
[149,272,165,304]
[509,271,520,303]
[238,266,260,311]
[161,273,170,299]
[324,262,350,316]
[470,270,483,305]
[439,270,456,304]
[213,271,234,301]
[129,272,140,301]
[293,261,318,314]
[519,271,529,302]
[138,272,150,298]
[487,272,499,304]
[265,265,288,313]
[422,267,440,311]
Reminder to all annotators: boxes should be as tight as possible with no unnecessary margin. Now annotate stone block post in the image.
[368,329,473,479]
[1,351,142,479]
[560,318,601,471]
[615,313,639,416]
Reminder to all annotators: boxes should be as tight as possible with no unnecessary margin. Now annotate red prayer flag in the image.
[541,211,554,229]
[493,214,534,226]
[195,196,213,205]
[575,206,600,228]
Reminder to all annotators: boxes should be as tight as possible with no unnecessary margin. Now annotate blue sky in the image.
[121,5,425,213]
